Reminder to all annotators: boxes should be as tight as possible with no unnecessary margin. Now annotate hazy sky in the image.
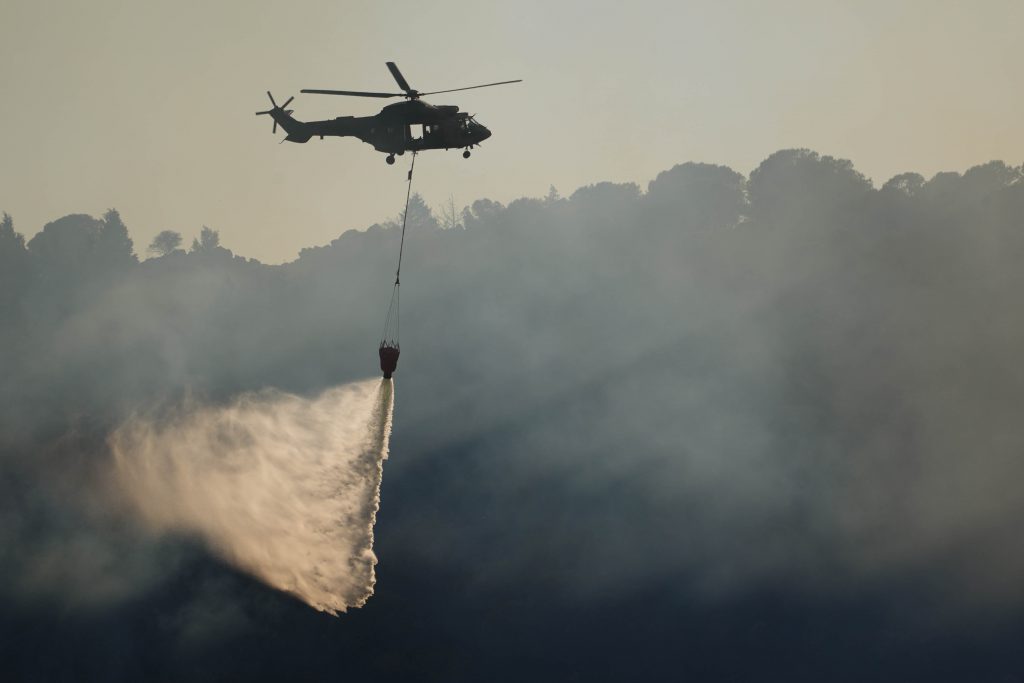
[1,0,1021,262]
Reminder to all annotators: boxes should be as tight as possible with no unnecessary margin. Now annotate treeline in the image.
[2,148,1023,603]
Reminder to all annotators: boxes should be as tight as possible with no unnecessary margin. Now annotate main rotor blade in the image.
[418,80,523,97]
[386,61,413,93]
[300,89,402,98]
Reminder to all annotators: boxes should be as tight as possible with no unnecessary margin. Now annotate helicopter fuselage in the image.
[269,99,491,155]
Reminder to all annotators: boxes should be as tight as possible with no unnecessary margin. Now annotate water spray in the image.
[110,378,394,614]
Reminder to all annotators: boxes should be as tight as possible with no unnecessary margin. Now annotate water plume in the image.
[110,378,394,614]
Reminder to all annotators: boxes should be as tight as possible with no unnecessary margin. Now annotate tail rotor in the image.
[255,91,295,134]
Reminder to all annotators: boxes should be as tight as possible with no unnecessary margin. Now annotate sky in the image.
[1,0,1022,262]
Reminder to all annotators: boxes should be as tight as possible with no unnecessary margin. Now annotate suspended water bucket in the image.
[379,342,400,379]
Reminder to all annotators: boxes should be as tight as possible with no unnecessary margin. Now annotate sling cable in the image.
[379,151,417,379]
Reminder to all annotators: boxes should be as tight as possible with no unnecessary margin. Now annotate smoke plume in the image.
[110,379,394,615]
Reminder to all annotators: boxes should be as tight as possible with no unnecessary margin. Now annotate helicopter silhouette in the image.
[256,62,521,164]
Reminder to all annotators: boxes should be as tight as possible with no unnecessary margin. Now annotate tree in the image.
[747,149,872,226]
[148,230,183,257]
[402,193,439,233]
[98,208,137,266]
[438,195,461,230]
[24,213,139,312]
[28,213,106,276]
[461,198,504,232]
[0,213,29,315]
[882,173,926,197]
[0,212,25,252]
[645,162,746,231]
[189,226,222,253]
[200,225,220,250]
[569,182,642,230]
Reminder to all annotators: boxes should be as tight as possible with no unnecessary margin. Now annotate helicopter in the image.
[256,62,521,164]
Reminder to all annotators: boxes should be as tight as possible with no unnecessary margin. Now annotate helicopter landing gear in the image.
[463,150,471,159]
[386,154,396,165]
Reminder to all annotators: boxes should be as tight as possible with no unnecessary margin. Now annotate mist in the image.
[110,379,393,614]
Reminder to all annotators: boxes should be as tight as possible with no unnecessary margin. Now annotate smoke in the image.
[109,378,394,615]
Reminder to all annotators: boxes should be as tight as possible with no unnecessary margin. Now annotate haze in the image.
[2,0,1022,262]
[3,149,1023,679]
